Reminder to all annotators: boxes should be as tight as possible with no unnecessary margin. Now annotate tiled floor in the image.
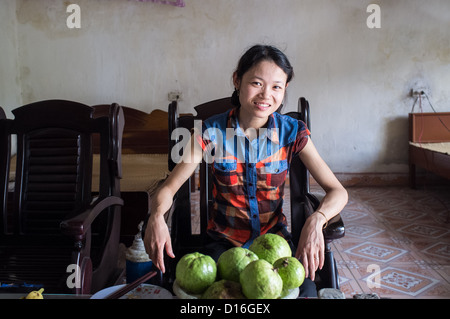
[190,180,450,298]
[330,185,450,299]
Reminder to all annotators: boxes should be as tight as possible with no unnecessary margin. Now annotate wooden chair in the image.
[0,100,125,294]
[92,104,174,246]
[163,97,344,291]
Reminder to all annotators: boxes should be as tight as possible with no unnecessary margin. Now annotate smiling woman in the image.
[144,44,348,298]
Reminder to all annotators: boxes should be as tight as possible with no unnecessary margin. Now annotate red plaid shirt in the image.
[197,108,310,247]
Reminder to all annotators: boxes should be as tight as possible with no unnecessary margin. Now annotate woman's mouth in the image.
[254,101,271,110]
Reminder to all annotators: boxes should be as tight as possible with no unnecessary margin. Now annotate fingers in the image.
[318,248,325,270]
[296,245,324,282]
[144,239,163,273]
[309,254,316,281]
[305,253,320,281]
[149,239,176,274]
[309,253,323,282]
[295,247,309,279]
[302,252,310,280]
[165,237,175,259]
[143,215,176,274]
[155,247,166,274]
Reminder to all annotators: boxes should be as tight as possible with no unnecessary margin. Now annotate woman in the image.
[144,45,348,297]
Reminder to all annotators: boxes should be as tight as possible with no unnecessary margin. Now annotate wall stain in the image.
[16,0,85,39]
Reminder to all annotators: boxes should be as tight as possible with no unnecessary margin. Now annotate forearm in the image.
[149,186,176,219]
[299,138,348,227]
[148,158,199,220]
[312,186,348,227]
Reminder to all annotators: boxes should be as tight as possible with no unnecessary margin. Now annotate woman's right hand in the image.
[143,213,175,274]
[142,136,203,273]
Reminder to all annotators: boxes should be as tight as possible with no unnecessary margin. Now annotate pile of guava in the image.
[174,233,306,299]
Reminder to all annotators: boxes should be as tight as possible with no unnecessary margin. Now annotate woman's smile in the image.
[254,101,271,110]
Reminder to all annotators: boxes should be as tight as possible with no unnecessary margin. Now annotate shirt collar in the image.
[228,108,280,144]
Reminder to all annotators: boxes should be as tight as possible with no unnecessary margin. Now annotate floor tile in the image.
[344,241,409,263]
[361,266,440,297]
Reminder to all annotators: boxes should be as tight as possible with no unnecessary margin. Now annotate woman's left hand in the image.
[294,212,326,281]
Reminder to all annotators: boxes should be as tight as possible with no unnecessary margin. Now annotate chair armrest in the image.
[60,196,124,240]
[323,214,345,241]
[108,103,125,178]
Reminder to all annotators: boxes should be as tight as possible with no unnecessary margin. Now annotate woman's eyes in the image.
[251,82,283,90]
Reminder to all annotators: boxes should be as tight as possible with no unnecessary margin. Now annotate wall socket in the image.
[409,88,426,98]
[168,91,182,101]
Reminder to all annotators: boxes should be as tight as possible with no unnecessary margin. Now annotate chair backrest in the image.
[93,103,173,155]
[0,100,122,242]
[285,97,314,245]
[194,97,234,121]
[168,97,313,254]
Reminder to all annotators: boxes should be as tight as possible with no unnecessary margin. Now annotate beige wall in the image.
[1,0,449,173]
[0,0,21,115]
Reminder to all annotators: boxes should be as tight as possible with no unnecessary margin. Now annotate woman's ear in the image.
[232,72,240,90]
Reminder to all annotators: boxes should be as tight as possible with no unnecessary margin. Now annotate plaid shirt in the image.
[197,108,310,247]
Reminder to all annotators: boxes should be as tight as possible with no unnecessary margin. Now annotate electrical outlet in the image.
[168,91,182,101]
[409,89,426,98]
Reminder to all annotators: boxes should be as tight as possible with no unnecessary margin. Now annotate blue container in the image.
[126,259,153,284]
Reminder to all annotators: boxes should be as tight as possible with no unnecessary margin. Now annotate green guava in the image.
[273,256,305,289]
[239,259,283,299]
[249,233,292,264]
[201,279,246,299]
[175,252,217,294]
[217,247,259,282]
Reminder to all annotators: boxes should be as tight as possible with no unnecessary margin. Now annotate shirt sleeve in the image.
[195,121,214,153]
[292,120,311,155]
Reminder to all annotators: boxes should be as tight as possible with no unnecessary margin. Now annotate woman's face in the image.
[233,60,288,126]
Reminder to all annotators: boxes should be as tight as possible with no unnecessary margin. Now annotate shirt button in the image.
[252,214,258,219]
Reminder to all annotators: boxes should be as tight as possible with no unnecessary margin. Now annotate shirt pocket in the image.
[260,160,288,187]
[213,161,238,186]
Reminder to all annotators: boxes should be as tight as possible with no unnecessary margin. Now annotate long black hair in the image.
[231,45,294,107]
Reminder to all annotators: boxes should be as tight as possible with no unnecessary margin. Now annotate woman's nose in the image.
[260,86,270,98]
